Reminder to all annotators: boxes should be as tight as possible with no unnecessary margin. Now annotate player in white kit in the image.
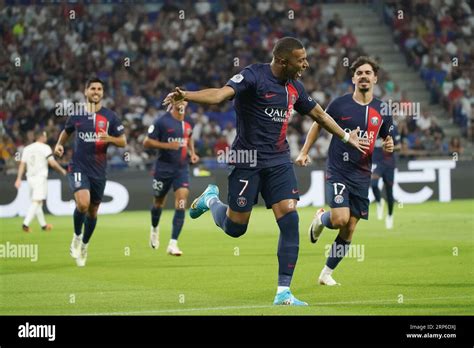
[15,130,67,232]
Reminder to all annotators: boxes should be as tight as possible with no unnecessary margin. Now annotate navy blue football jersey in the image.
[325,94,394,185]
[147,113,194,176]
[64,107,124,178]
[226,63,317,168]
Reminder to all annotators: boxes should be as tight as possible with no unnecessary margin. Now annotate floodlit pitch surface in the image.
[1,200,472,315]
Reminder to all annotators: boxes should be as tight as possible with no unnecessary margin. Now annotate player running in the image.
[143,101,199,256]
[296,56,394,286]
[164,37,369,305]
[15,129,67,232]
[371,123,400,229]
[54,78,127,267]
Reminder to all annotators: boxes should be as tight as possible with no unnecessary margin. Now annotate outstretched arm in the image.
[163,86,235,107]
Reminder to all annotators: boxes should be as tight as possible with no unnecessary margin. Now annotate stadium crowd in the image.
[385,0,473,140]
[0,1,469,174]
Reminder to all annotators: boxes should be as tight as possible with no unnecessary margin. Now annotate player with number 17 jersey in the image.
[324,93,393,218]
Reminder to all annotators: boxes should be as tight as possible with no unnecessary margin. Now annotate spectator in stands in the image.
[449,136,464,156]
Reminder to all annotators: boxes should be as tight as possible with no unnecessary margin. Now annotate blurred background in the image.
[0,0,472,176]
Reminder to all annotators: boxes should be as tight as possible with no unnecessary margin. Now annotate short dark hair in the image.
[350,56,379,76]
[85,77,105,89]
[34,129,46,139]
[272,37,304,60]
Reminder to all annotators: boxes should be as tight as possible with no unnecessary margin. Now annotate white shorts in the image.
[27,176,48,201]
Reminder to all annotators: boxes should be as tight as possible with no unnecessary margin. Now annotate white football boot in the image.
[385,214,394,229]
[76,243,88,267]
[308,208,326,244]
[167,239,183,256]
[70,234,82,259]
[318,266,341,286]
[150,226,159,249]
[376,198,385,220]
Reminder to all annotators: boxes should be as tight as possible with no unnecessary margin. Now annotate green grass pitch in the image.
[1,200,473,315]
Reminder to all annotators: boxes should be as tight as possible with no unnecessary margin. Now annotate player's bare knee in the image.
[331,215,350,228]
[76,201,89,213]
[175,199,186,210]
[153,198,165,209]
[88,204,99,218]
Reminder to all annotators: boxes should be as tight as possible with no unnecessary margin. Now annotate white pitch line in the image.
[83,305,273,316]
[80,295,473,316]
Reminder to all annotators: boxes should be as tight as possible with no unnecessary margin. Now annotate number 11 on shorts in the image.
[74,172,82,182]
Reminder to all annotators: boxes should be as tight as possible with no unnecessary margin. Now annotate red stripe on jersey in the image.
[94,113,108,161]
[277,83,298,150]
[366,106,382,155]
[180,121,192,164]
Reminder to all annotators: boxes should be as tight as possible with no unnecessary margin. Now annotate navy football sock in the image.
[222,217,247,238]
[326,236,351,270]
[321,211,336,229]
[73,208,85,236]
[371,179,381,202]
[151,206,162,228]
[209,198,247,238]
[171,209,185,240]
[276,211,299,287]
[386,185,394,216]
[82,216,97,244]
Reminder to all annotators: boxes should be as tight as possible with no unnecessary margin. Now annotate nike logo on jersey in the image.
[292,189,299,194]
[264,93,277,99]
[341,116,352,120]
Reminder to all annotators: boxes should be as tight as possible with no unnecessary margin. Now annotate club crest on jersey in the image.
[334,195,344,204]
[98,120,106,128]
[370,117,379,126]
[291,94,297,104]
[236,196,247,207]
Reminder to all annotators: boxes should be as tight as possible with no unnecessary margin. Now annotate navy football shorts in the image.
[152,169,190,198]
[68,171,106,204]
[326,177,370,220]
[228,162,299,213]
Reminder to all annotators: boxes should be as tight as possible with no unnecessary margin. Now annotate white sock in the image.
[322,265,333,275]
[24,202,39,226]
[277,286,289,294]
[36,202,46,227]
[151,226,158,233]
[169,239,178,247]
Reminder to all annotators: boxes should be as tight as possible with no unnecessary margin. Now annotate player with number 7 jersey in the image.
[54,78,127,267]
[163,37,369,306]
